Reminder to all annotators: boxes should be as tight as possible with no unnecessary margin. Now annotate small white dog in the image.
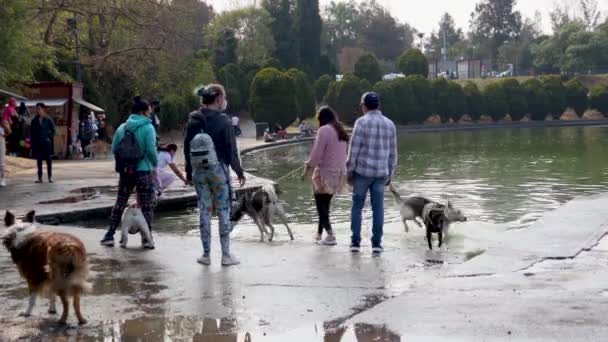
[119,203,154,249]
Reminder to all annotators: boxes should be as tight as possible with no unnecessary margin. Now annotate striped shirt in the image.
[346,110,397,178]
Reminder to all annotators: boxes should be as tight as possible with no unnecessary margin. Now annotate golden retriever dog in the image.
[2,211,91,325]
[85,140,111,160]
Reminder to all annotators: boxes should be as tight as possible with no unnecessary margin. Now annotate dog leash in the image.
[275,165,305,183]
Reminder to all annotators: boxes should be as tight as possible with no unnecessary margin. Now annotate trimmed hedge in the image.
[286,68,316,120]
[500,78,527,121]
[589,84,608,114]
[355,53,383,84]
[249,67,298,127]
[326,74,368,124]
[463,81,485,121]
[398,49,429,77]
[314,74,333,103]
[565,78,588,116]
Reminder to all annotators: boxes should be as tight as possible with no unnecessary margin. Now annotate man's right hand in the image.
[238,174,247,187]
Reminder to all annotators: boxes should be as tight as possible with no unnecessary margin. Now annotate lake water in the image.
[85,126,608,260]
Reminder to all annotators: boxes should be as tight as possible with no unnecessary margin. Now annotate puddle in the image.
[0,315,401,342]
[38,188,102,205]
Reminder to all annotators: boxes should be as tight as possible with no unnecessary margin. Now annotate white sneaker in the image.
[313,233,322,242]
[0,178,6,187]
[197,255,211,265]
[318,235,337,246]
[221,255,241,266]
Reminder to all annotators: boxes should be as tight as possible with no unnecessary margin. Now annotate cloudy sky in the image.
[209,0,608,34]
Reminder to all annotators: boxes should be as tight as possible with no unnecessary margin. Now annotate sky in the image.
[209,0,608,34]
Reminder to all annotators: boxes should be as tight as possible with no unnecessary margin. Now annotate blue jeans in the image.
[351,173,387,247]
[193,164,232,256]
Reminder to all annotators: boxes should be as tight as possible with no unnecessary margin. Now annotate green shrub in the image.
[522,79,549,121]
[326,74,366,124]
[390,78,419,124]
[483,82,508,121]
[463,81,485,121]
[447,81,466,121]
[314,74,333,103]
[249,67,298,127]
[372,81,397,121]
[286,68,316,119]
[397,49,429,77]
[217,63,244,112]
[431,78,451,122]
[354,53,383,84]
[564,78,588,116]
[589,84,608,114]
[500,78,527,121]
[541,75,567,118]
[407,75,433,123]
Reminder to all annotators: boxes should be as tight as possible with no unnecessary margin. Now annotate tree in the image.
[463,81,485,121]
[430,78,451,122]
[425,13,465,61]
[541,75,567,117]
[314,74,333,103]
[447,81,466,121]
[250,68,298,127]
[470,0,523,69]
[500,78,527,121]
[294,0,322,74]
[589,84,608,114]
[398,49,429,77]
[262,0,298,69]
[387,78,418,124]
[0,0,57,86]
[286,68,316,119]
[483,82,508,121]
[323,0,415,62]
[354,54,382,84]
[206,7,275,67]
[326,74,366,124]
[579,0,602,31]
[522,78,549,121]
[565,78,589,116]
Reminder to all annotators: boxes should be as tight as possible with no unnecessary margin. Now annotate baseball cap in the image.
[360,92,380,109]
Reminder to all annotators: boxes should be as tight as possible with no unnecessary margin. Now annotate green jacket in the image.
[112,114,158,172]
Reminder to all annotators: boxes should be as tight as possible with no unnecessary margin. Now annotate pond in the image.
[81,126,608,260]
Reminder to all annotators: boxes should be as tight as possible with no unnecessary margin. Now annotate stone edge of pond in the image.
[36,140,315,225]
[240,137,315,156]
[397,119,608,133]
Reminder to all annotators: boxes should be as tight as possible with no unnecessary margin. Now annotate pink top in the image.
[305,125,348,194]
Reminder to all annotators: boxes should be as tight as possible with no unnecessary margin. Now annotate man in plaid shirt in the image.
[346,92,397,255]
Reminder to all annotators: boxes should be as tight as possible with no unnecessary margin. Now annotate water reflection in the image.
[242,126,608,228]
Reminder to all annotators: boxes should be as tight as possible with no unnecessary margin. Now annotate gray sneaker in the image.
[318,235,337,246]
[197,255,211,266]
[221,254,241,266]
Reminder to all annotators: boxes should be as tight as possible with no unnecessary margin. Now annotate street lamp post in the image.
[417,33,424,50]
[67,18,81,83]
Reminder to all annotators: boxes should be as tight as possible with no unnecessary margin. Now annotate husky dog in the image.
[231,184,294,242]
[2,211,91,325]
[389,185,467,249]
[119,203,154,249]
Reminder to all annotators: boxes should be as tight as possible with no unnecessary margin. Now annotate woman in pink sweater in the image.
[303,106,349,245]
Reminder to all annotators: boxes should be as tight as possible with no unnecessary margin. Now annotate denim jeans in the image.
[193,164,232,256]
[350,173,387,247]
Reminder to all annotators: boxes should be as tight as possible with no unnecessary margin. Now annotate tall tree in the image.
[323,0,415,63]
[294,0,322,74]
[425,13,465,61]
[206,7,275,66]
[262,0,298,68]
[579,0,602,31]
[470,0,523,69]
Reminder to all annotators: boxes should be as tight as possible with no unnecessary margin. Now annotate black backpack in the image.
[114,127,144,174]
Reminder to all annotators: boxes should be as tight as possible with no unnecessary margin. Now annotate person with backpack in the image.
[78,115,96,159]
[100,96,158,249]
[184,84,246,266]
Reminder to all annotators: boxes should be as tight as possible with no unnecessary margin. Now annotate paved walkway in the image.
[2,136,608,341]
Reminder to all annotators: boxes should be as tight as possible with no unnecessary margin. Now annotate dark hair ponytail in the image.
[317,106,349,142]
[132,96,150,114]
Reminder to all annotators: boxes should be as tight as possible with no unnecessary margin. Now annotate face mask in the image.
[221,100,228,112]
[154,107,161,113]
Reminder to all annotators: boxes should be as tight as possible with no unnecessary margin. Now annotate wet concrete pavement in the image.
[1,202,608,341]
